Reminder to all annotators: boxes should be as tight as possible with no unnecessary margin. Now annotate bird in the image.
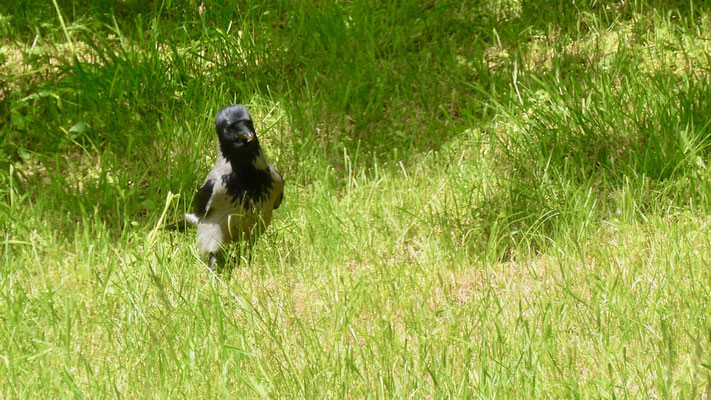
[171,104,284,270]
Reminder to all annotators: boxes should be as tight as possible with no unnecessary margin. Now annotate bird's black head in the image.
[215,105,259,161]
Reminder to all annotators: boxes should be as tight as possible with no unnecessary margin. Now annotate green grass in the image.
[2,0,711,398]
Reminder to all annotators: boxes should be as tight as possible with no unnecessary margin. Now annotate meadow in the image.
[1,0,711,398]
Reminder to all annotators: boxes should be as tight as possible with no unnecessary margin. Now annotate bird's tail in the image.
[165,213,199,232]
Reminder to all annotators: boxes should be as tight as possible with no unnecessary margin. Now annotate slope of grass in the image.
[2,1,711,398]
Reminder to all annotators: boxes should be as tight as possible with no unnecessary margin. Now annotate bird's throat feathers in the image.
[217,140,266,170]
[216,141,273,205]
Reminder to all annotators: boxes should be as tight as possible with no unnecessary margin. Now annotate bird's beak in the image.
[238,130,255,143]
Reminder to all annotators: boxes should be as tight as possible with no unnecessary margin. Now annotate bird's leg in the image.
[208,252,218,271]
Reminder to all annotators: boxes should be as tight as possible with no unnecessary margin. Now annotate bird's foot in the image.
[208,253,218,272]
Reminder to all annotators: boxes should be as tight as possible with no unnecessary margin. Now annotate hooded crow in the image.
[179,104,284,269]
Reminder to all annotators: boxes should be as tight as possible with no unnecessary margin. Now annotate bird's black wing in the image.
[274,191,284,210]
[193,179,216,218]
[271,168,284,210]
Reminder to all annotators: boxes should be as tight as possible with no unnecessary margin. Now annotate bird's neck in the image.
[217,142,268,172]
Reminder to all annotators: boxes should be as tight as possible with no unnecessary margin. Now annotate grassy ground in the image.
[2,0,711,398]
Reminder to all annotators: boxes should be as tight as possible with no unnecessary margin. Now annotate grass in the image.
[2,0,711,398]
